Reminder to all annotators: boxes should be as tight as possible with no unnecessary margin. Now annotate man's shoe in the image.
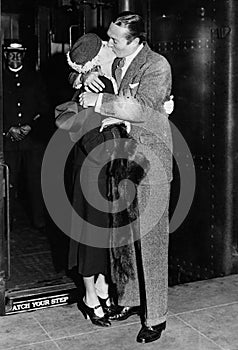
[109,305,141,321]
[136,321,166,343]
[98,296,121,319]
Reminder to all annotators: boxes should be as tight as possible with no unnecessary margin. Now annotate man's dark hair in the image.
[113,11,146,44]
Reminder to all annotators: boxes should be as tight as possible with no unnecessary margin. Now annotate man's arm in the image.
[98,55,172,122]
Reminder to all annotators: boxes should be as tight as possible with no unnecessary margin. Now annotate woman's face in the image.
[97,42,116,76]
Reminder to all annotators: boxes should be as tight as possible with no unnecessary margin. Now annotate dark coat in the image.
[3,66,50,151]
[56,77,131,276]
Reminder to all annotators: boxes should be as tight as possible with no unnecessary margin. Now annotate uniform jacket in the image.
[3,66,50,151]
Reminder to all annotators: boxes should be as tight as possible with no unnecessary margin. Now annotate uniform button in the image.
[15,74,19,78]
[17,83,21,87]
[17,102,21,106]
[18,113,22,117]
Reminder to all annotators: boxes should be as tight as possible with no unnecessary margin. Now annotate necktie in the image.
[114,57,126,87]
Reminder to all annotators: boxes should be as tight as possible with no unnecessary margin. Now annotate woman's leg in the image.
[95,274,109,298]
[95,274,111,307]
[83,275,104,317]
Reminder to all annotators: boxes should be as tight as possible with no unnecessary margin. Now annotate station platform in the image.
[1,274,237,350]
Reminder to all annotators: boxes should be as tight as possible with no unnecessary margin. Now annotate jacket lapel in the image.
[119,43,150,92]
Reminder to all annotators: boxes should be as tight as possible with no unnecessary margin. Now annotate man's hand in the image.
[164,95,174,115]
[84,73,105,93]
[7,126,25,141]
[79,92,98,108]
[20,125,31,136]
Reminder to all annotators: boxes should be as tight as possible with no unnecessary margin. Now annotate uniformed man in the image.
[3,42,50,230]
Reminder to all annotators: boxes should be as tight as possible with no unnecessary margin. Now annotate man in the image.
[3,42,50,230]
[78,12,173,344]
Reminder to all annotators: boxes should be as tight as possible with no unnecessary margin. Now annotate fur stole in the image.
[108,126,150,298]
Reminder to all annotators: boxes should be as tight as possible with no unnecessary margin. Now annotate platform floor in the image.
[6,197,71,291]
[1,274,238,350]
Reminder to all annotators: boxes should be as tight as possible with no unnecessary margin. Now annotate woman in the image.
[56,33,127,327]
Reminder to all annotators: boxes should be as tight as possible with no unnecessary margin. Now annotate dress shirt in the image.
[95,43,144,112]
[120,43,143,80]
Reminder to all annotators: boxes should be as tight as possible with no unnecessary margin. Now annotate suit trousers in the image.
[118,182,170,326]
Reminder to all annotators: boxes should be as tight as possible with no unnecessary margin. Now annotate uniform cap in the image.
[4,43,27,51]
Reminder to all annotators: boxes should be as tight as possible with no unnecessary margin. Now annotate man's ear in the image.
[132,37,140,46]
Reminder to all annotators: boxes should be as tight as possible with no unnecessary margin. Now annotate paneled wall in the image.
[148,0,238,284]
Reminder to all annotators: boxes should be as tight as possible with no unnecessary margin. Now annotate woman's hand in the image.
[84,72,105,92]
[79,92,98,108]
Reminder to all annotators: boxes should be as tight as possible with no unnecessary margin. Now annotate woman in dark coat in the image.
[55,33,129,327]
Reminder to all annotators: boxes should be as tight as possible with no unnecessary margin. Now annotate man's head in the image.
[4,43,26,70]
[107,12,146,58]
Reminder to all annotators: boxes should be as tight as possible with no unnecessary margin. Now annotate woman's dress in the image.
[60,76,120,277]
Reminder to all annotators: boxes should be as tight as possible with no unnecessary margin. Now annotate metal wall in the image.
[148,0,238,285]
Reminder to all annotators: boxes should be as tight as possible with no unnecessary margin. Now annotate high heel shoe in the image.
[77,300,111,327]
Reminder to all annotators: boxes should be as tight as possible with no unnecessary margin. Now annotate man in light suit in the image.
[79,12,172,344]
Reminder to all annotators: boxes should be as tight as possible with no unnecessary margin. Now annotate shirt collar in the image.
[124,43,144,66]
[9,66,23,72]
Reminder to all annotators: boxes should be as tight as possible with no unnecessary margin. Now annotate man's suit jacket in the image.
[98,42,173,184]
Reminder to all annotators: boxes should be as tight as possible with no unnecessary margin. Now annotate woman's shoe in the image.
[77,300,111,327]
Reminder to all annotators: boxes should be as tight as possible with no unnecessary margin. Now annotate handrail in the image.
[0,163,10,279]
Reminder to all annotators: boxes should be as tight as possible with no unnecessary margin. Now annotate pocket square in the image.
[129,82,139,89]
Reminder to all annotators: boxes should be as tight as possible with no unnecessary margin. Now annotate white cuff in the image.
[95,93,103,113]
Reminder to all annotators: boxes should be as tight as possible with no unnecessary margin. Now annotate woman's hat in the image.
[69,33,102,66]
